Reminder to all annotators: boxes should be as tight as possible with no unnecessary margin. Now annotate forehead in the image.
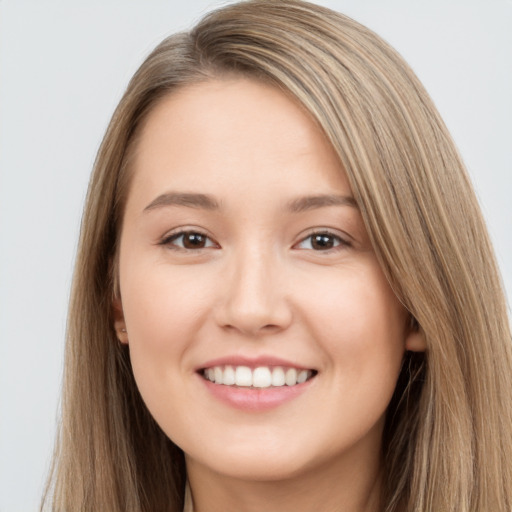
[127,77,351,207]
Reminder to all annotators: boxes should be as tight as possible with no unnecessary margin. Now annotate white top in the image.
[183,483,194,512]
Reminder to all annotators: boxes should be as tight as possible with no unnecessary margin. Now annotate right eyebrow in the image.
[143,192,220,213]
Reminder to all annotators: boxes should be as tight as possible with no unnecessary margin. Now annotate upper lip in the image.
[197,355,315,371]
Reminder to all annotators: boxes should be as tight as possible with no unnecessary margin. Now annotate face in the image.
[114,78,422,482]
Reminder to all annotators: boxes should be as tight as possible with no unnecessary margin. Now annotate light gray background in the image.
[0,1,510,510]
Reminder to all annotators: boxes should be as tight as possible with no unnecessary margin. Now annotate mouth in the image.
[200,365,317,388]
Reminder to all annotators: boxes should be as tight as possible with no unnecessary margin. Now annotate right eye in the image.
[160,231,217,250]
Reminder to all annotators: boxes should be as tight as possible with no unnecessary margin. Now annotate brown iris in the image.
[181,232,208,249]
[310,233,336,250]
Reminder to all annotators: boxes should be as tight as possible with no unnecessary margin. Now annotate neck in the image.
[186,447,383,512]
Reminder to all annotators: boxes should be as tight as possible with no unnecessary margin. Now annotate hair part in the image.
[42,1,512,511]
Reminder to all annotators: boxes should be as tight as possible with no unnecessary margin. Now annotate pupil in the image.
[312,234,334,250]
[184,233,205,249]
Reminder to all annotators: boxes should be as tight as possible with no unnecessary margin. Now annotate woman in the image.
[42,1,512,511]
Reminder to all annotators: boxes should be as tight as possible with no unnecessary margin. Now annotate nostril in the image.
[221,322,285,336]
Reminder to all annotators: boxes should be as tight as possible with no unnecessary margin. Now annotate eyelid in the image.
[158,227,219,250]
[293,228,352,251]
[157,226,352,252]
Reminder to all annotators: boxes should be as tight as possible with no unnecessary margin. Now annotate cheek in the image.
[121,257,210,345]
[118,259,217,435]
[298,262,406,379]
[118,256,212,392]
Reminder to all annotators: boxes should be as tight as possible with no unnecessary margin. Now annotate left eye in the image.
[296,232,348,251]
[163,231,216,250]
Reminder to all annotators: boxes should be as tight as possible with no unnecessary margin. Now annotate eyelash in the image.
[159,229,351,253]
[294,230,352,252]
[159,230,218,251]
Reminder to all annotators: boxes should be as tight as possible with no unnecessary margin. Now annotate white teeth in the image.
[235,366,253,386]
[297,370,308,384]
[271,367,285,387]
[203,365,313,387]
[253,367,272,388]
[223,365,235,385]
[285,368,298,386]
[214,366,223,384]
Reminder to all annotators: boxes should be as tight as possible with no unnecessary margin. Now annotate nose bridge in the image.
[218,240,291,334]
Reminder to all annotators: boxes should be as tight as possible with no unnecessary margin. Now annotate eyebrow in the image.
[286,194,358,212]
[143,191,357,214]
[144,192,220,212]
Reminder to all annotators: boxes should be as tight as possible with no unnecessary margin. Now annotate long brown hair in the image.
[42,1,512,510]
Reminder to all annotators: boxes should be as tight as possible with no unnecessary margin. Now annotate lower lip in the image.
[200,376,314,412]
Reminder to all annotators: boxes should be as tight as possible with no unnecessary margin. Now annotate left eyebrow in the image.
[143,192,220,213]
[286,194,358,213]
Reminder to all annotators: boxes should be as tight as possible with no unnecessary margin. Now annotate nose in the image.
[214,246,293,336]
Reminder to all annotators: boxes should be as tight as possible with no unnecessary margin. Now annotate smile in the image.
[201,365,316,388]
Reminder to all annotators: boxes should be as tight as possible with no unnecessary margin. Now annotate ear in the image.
[112,297,129,344]
[404,316,427,352]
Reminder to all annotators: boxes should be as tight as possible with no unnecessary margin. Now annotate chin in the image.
[182,429,325,483]
[187,450,312,482]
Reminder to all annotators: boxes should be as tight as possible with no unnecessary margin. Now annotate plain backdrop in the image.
[0,0,510,510]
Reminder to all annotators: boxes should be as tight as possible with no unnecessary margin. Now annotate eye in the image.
[161,230,217,250]
[295,231,350,251]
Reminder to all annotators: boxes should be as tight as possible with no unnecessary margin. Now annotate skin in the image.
[114,77,425,512]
